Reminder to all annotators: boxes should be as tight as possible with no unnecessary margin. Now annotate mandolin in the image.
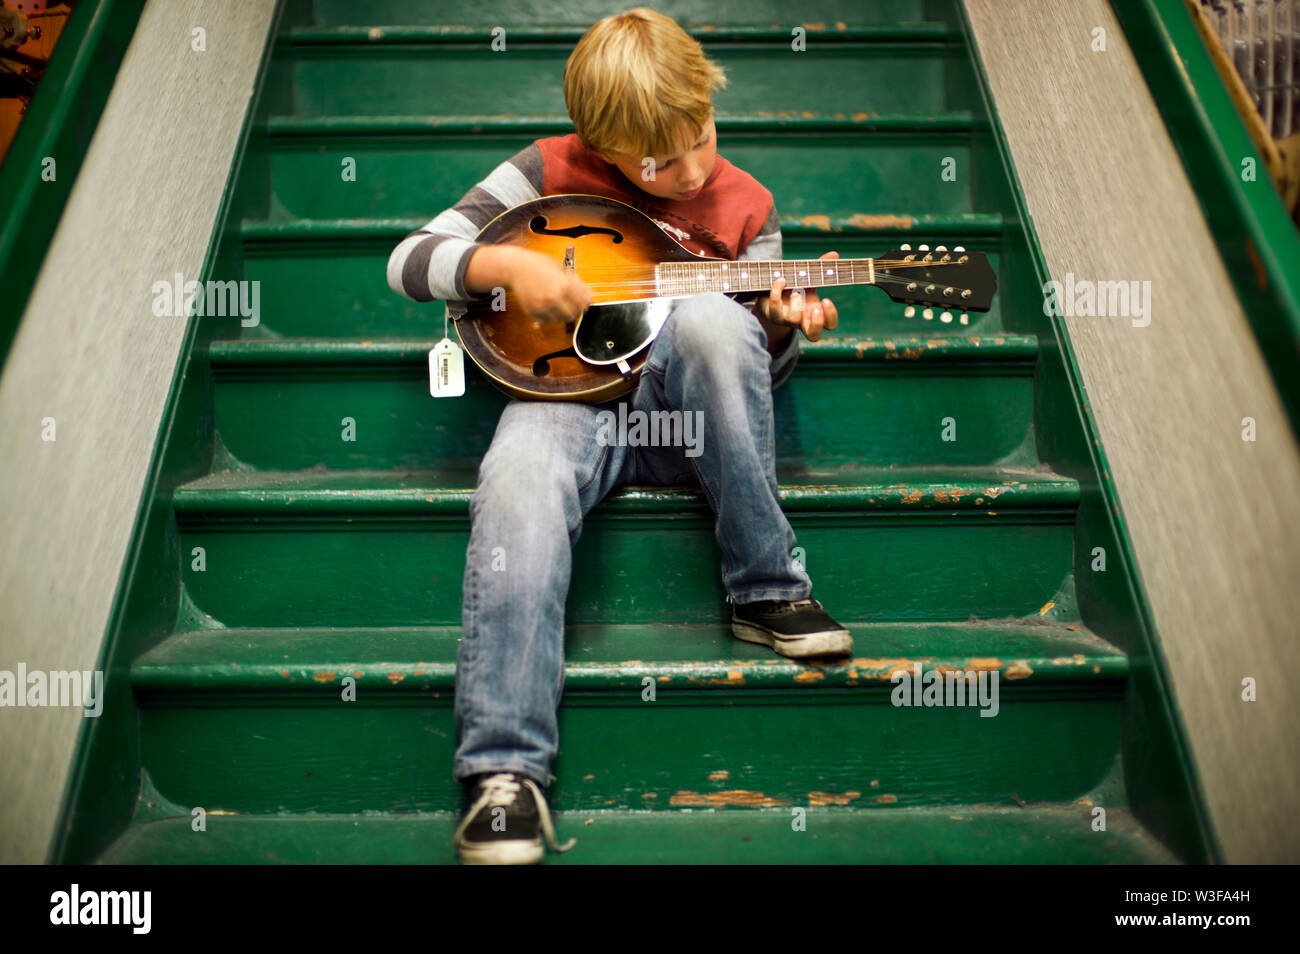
[448,194,997,403]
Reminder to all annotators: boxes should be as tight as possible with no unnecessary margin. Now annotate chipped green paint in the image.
[131,621,1128,694]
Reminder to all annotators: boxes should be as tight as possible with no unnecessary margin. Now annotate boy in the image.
[386,7,852,865]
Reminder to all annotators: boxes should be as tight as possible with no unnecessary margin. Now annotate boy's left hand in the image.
[755,250,840,343]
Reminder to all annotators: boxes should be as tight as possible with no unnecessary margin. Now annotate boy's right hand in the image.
[510,249,592,323]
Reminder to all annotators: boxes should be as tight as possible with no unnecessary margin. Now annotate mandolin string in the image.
[555,262,974,292]
[565,272,972,294]
[544,262,971,282]
[561,263,968,271]
[563,261,971,276]
[483,273,969,295]
[469,259,980,301]
[484,276,969,307]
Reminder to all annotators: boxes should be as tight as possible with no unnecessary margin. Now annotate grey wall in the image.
[965,0,1300,863]
[0,0,277,864]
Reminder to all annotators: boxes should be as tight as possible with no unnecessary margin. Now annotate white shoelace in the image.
[454,772,576,854]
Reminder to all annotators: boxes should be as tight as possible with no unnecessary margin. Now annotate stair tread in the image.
[206,335,1038,365]
[172,465,1077,516]
[133,620,1124,691]
[96,805,1177,864]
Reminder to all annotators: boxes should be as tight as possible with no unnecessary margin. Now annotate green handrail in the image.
[0,0,146,368]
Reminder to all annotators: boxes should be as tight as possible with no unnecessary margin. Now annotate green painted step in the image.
[135,621,1124,689]
[255,116,975,220]
[280,1,958,29]
[173,465,1076,627]
[173,465,1078,516]
[98,805,1177,864]
[131,622,1122,815]
[266,27,974,117]
[206,336,1040,471]
[237,218,1008,338]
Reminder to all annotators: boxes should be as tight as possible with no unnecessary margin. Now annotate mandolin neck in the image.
[655,258,876,298]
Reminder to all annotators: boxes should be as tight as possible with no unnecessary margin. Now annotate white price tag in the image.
[429,337,465,397]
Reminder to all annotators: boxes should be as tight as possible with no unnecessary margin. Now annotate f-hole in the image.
[532,346,578,377]
[529,215,623,243]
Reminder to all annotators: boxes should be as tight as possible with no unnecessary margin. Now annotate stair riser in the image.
[239,246,1008,338]
[177,513,1075,626]
[259,137,973,220]
[211,369,1037,470]
[268,48,971,118]
[135,692,1122,814]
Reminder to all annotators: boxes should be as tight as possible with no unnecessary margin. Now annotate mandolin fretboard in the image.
[654,259,877,298]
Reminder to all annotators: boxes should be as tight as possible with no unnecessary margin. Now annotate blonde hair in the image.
[563,7,727,160]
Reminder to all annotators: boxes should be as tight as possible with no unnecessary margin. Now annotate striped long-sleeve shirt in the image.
[387,133,800,388]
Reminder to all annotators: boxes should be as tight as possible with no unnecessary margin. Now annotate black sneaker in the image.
[453,771,575,865]
[730,598,853,658]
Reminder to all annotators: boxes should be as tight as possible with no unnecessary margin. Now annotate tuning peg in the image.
[904,305,916,318]
[899,243,911,251]
[918,244,930,251]
[943,287,954,296]
[940,310,953,323]
[960,312,969,325]
[923,308,934,320]
[936,245,947,252]
[954,246,965,252]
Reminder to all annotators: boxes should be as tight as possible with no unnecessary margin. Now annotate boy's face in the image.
[596,115,717,202]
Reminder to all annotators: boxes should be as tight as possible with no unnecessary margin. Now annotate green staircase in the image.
[54,0,1211,864]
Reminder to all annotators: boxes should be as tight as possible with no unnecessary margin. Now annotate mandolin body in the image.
[452,194,738,403]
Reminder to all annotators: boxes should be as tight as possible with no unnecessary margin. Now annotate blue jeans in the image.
[452,292,812,787]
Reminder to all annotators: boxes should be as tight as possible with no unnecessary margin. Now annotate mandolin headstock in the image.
[874,244,997,312]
